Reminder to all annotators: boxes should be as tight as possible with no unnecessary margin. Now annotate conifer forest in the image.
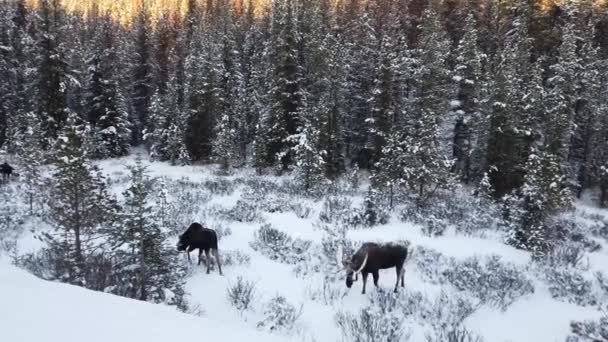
[2,1,608,341]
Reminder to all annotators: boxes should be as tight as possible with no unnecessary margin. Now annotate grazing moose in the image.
[177,222,223,275]
[338,241,412,294]
[0,162,13,183]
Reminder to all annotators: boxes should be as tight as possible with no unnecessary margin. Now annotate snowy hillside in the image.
[0,259,290,342]
[3,154,608,342]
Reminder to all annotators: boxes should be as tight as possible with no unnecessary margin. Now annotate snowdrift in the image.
[0,259,289,342]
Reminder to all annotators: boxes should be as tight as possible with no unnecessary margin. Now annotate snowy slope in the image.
[0,259,292,342]
[4,154,608,342]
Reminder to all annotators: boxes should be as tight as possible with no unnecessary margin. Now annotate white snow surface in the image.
[0,259,290,342]
[3,152,608,342]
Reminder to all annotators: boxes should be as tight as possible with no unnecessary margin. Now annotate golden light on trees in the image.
[26,0,607,26]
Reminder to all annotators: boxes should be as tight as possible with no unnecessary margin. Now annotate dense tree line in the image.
[0,0,607,257]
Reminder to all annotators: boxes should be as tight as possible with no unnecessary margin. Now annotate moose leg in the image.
[204,249,212,274]
[372,271,379,287]
[186,247,193,264]
[394,266,404,292]
[213,249,223,276]
[198,249,204,266]
[361,272,369,294]
[401,268,405,287]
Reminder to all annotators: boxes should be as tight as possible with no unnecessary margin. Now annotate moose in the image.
[338,241,412,294]
[177,222,223,275]
[0,162,13,183]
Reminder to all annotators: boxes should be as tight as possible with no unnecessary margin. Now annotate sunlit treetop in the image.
[25,0,608,27]
[25,0,270,26]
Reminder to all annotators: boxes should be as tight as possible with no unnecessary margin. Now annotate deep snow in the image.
[3,153,608,342]
[0,259,291,342]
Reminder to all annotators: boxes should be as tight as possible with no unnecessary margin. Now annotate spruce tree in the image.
[509,146,572,257]
[37,0,69,149]
[292,101,326,193]
[16,112,44,215]
[104,155,187,308]
[42,112,114,286]
[130,3,153,145]
[86,16,131,159]
[451,12,483,183]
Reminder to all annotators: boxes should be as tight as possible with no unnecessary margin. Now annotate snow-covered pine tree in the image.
[130,2,153,146]
[545,19,579,162]
[395,4,453,202]
[212,4,243,171]
[145,89,187,163]
[213,112,239,171]
[450,12,483,183]
[292,100,326,194]
[36,0,69,150]
[485,1,537,199]
[508,146,572,257]
[0,8,11,150]
[42,112,115,286]
[367,35,397,167]
[568,13,604,199]
[371,131,405,209]
[184,27,220,162]
[86,15,131,159]
[104,155,187,309]
[265,0,302,171]
[16,112,44,215]
[340,4,380,169]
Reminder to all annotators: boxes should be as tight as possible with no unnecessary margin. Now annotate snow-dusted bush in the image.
[257,295,303,333]
[203,177,236,196]
[250,224,312,264]
[307,277,346,305]
[550,215,601,253]
[0,186,25,254]
[568,308,608,342]
[319,196,354,224]
[425,327,484,342]
[547,243,588,269]
[242,177,280,198]
[413,246,451,283]
[444,255,534,309]
[158,179,212,234]
[227,276,256,312]
[400,190,501,236]
[541,267,596,306]
[220,249,251,267]
[15,249,116,293]
[421,291,479,332]
[415,247,533,310]
[218,200,263,223]
[365,289,478,338]
[291,201,312,219]
[335,303,410,342]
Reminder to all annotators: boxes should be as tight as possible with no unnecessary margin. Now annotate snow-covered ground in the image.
[0,259,291,342]
[2,153,608,342]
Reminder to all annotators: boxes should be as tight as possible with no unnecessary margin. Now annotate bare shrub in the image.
[227,276,256,312]
[257,295,303,333]
[335,301,411,342]
[541,267,596,306]
[426,327,485,342]
[250,224,312,264]
[221,249,252,267]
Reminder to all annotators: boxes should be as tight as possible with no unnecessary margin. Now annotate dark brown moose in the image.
[338,241,412,294]
[177,222,223,275]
